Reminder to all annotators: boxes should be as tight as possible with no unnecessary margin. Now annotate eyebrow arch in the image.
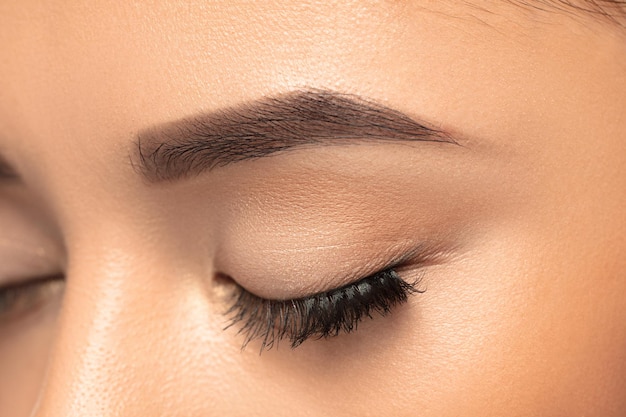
[133,89,460,182]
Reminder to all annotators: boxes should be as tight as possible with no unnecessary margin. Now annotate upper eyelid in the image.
[319,241,450,293]
[0,238,62,285]
[227,266,394,303]
[0,238,54,260]
[229,239,450,300]
[227,246,425,304]
[0,274,62,292]
[223,255,403,302]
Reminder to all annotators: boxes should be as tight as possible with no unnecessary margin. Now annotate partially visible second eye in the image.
[0,275,65,324]
[224,269,422,351]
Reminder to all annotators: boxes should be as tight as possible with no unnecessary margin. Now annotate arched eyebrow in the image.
[133,89,461,183]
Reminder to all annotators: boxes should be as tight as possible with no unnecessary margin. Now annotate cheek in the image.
[0,302,59,417]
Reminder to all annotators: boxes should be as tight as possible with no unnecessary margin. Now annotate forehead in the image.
[0,1,606,106]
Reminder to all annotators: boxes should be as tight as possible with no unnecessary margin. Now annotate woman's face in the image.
[1,1,625,416]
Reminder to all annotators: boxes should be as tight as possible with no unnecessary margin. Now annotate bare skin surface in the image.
[0,1,625,416]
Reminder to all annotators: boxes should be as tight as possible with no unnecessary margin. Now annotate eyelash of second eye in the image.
[224,269,423,352]
[0,275,64,319]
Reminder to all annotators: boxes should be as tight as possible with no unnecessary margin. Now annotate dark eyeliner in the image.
[224,269,423,351]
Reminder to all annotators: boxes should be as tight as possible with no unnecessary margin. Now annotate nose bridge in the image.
[30,249,183,417]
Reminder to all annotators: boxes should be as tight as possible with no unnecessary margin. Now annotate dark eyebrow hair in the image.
[133,89,459,182]
[508,0,626,27]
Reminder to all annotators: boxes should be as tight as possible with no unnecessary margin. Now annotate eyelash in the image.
[0,269,422,349]
[224,269,423,351]
[0,275,64,320]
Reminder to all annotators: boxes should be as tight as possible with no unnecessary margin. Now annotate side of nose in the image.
[29,248,232,417]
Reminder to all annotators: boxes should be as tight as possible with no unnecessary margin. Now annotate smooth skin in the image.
[0,1,625,416]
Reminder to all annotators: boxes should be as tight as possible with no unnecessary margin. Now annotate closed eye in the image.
[223,268,423,352]
[0,274,65,323]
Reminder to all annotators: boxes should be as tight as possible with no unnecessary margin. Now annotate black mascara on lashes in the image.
[224,268,423,352]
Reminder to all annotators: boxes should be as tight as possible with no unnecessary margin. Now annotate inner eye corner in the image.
[205,271,240,302]
[214,271,241,291]
[213,271,233,284]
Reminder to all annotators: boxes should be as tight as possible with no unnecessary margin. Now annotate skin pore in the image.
[0,0,625,416]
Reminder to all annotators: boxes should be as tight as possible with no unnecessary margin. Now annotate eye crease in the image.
[224,269,423,352]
